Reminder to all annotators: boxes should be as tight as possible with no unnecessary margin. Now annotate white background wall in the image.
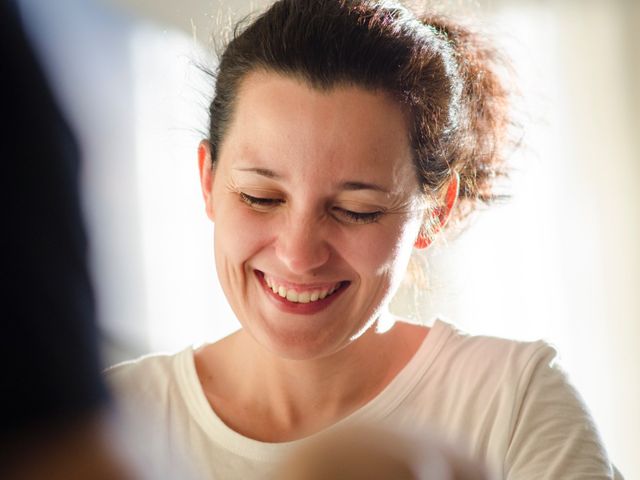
[76,0,640,477]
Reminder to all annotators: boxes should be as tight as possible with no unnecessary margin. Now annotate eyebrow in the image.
[233,167,390,193]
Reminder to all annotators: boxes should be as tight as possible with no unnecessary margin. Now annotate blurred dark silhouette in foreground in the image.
[0,0,129,478]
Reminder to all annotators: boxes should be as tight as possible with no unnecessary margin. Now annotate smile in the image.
[255,271,349,313]
[265,276,341,303]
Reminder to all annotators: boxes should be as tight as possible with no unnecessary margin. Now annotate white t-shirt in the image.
[106,320,622,479]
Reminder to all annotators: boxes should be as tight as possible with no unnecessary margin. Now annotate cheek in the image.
[214,203,271,266]
[343,219,419,281]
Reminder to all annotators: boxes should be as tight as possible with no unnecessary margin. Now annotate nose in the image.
[275,210,331,275]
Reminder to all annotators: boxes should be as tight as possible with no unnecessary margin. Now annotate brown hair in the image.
[207,0,513,232]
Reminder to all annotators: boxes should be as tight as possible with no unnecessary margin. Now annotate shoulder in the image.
[398,320,559,436]
[105,348,192,405]
[433,320,557,388]
[433,322,579,436]
[426,322,619,478]
[104,349,207,478]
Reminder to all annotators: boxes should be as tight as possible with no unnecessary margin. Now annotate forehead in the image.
[218,70,417,191]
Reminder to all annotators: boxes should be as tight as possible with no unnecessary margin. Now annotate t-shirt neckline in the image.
[174,319,454,461]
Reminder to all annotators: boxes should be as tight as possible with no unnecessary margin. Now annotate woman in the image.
[108,1,621,478]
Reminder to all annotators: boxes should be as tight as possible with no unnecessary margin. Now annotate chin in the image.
[247,316,357,361]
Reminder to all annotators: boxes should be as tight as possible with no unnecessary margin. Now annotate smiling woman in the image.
[106,1,622,479]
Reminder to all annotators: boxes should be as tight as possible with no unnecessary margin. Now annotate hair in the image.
[207,0,514,235]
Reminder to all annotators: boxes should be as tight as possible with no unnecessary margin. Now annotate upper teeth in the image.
[264,276,341,303]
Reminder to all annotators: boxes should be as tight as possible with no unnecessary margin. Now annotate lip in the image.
[254,270,350,315]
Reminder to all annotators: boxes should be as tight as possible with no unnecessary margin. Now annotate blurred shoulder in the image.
[105,347,193,401]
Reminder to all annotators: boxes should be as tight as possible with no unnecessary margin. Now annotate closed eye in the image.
[239,192,283,207]
[332,207,383,224]
[240,192,382,224]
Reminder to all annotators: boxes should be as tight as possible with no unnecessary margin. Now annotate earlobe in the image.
[413,172,460,250]
[198,140,216,222]
[439,171,460,229]
[414,233,430,249]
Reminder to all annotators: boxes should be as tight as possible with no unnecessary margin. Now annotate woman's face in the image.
[200,71,426,360]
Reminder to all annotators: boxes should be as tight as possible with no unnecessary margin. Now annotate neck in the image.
[195,320,427,442]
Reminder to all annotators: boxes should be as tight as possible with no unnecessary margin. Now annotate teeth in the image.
[298,292,310,304]
[263,275,342,304]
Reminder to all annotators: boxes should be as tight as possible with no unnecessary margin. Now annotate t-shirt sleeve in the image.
[504,344,622,479]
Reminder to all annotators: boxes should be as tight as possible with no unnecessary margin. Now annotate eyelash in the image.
[238,192,383,224]
[239,192,282,207]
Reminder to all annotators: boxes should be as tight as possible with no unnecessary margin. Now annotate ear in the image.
[414,172,460,249]
[198,140,216,222]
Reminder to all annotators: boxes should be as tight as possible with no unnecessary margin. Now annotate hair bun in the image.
[420,13,514,222]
